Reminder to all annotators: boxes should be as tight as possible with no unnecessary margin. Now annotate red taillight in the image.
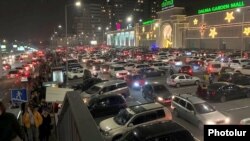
[16,74,19,77]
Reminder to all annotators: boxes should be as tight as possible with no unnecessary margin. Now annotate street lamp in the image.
[98,27,102,31]
[65,1,81,86]
[106,27,109,31]
[127,16,132,23]
[236,8,244,57]
[3,39,6,43]
[58,25,62,29]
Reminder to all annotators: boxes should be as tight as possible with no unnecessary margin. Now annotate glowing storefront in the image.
[107,29,135,47]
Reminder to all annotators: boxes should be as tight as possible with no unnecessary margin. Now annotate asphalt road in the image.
[69,63,250,141]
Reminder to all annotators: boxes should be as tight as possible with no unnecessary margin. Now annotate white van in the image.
[207,62,222,74]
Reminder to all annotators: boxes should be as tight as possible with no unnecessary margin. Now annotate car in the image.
[15,67,25,74]
[240,118,250,125]
[71,78,104,91]
[235,65,250,75]
[206,82,250,102]
[110,65,128,79]
[67,69,84,79]
[150,62,169,70]
[100,64,110,74]
[138,68,165,78]
[166,74,200,88]
[7,70,20,79]
[91,64,101,76]
[133,64,150,73]
[230,59,250,69]
[206,62,222,74]
[178,65,193,76]
[81,80,130,103]
[99,102,172,141]
[124,63,135,72]
[171,94,230,129]
[88,94,127,118]
[142,83,172,106]
[188,60,204,71]
[219,67,235,74]
[3,64,11,70]
[120,120,195,141]
[124,74,145,89]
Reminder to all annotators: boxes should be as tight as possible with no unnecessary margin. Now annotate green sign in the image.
[161,0,174,10]
[198,1,245,14]
[143,20,156,25]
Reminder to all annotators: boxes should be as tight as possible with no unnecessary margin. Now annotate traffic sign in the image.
[11,89,28,103]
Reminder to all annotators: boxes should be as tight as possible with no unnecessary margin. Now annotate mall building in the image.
[106,0,250,50]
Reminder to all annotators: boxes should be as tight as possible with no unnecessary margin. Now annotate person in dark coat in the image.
[0,101,25,141]
[39,108,51,141]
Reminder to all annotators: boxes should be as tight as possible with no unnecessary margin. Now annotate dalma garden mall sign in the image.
[198,1,245,14]
[161,0,174,10]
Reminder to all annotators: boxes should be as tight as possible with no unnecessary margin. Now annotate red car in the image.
[178,65,193,76]
[125,74,145,89]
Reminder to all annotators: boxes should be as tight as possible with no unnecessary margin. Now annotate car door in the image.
[178,75,186,85]
[230,85,244,99]
[185,102,198,125]
[177,99,187,117]
[242,66,250,75]
[184,75,193,85]
[90,98,110,117]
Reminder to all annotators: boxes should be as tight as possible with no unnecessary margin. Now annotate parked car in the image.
[230,59,250,69]
[133,64,150,73]
[110,65,128,79]
[142,83,172,106]
[167,74,200,87]
[171,94,230,129]
[81,80,130,103]
[88,94,127,118]
[100,64,110,74]
[120,120,195,141]
[206,82,250,102]
[219,67,235,74]
[240,118,250,125]
[235,65,250,75]
[218,72,241,82]
[178,65,193,76]
[99,102,172,141]
[67,68,84,79]
[7,70,20,79]
[3,64,11,70]
[206,62,222,74]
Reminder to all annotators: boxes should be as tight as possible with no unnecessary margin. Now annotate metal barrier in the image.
[57,91,104,141]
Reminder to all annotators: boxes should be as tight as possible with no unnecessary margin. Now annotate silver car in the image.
[171,94,230,129]
[166,73,200,87]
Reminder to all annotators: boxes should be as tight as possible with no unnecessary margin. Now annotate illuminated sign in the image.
[161,0,174,10]
[143,20,156,25]
[198,1,245,14]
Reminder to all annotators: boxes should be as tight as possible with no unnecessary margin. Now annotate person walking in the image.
[22,104,43,141]
[39,108,51,141]
[0,101,25,141]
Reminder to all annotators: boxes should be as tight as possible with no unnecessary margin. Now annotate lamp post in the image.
[126,16,133,29]
[236,8,244,57]
[65,1,81,86]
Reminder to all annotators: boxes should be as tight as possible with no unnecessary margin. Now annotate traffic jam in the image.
[59,46,250,141]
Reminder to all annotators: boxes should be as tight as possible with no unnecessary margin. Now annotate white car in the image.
[240,118,250,125]
[110,65,128,78]
[133,64,150,73]
[235,66,250,75]
[124,63,135,72]
[230,59,250,69]
[206,62,222,74]
[151,62,169,70]
[67,69,84,79]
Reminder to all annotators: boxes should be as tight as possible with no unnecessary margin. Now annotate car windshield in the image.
[85,86,101,94]
[114,67,125,71]
[194,102,216,114]
[114,109,133,125]
[170,75,178,79]
[154,85,168,93]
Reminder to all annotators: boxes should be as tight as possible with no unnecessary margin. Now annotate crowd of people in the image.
[0,60,54,141]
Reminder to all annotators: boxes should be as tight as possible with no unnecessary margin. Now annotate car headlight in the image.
[133,82,139,87]
[103,69,106,72]
[145,81,148,85]
[83,98,89,103]
[225,117,230,123]
[157,97,164,101]
[205,121,215,125]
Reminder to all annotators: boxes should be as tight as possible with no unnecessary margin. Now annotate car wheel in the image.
[198,121,204,130]
[73,76,78,79]
[195,80,200,85]
[173,109,179,117]
[112,135,123,141]
[220,95,226,103]
[176,83,180,88]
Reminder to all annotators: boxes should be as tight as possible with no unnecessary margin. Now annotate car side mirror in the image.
[128,123,134,127]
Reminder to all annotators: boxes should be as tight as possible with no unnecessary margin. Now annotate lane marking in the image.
[136,101,142,104]
[226,106,250,112]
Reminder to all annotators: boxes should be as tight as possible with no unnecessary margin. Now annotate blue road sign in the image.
[11,89,28,103]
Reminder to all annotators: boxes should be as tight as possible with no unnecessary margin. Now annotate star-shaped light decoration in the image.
[193,18,198,25]
[225,12,235,23]
[209,27,218,38]
[243,27,250,36]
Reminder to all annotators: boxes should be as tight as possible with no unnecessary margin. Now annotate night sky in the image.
[0,0,248,43]
[0,0,67,42]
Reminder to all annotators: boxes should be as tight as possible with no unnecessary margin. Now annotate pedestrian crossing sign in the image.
[11,89,28,102]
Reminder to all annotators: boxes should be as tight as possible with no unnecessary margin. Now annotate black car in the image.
[206,82,250,102]
[88,94,127,118]
[138,68,165,78]
[218,72,250,86]
[72,78,104,91]
[120,121,195,141]
[218,72,241,82]
[219,67,235,74]
[142,83,172,106]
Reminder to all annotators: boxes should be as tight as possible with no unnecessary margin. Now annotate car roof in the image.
[111,64,124,67]
[133,121,188,139]
[94,93,123,99]
[176,94,205,104]
[94,80,126,87]
[129,102,163,114]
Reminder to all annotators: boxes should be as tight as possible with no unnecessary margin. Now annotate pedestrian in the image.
[22,104,43,141]
[0,101,25,141]
[39,108,51,141]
